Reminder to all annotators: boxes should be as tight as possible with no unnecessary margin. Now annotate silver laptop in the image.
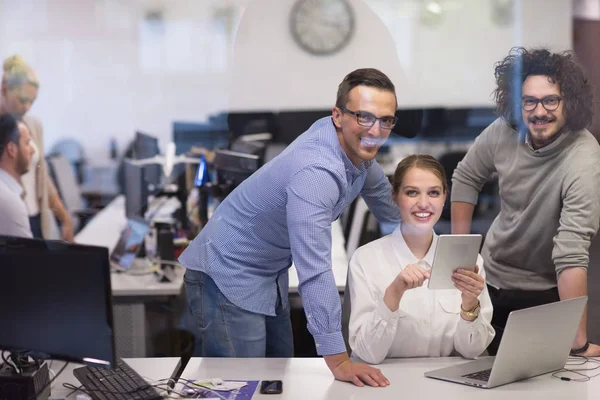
[425,296,587,389]
[110,218,150,271]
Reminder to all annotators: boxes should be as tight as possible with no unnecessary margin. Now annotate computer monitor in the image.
[213,149,260,200]
[133,131,159,159]
[0,236,116,367]
[226,111,276,141]
[274,110,332,145]
[124,160,149,219]
[172,121,229,155]
[133,131,161,189]
[418,107,495,141]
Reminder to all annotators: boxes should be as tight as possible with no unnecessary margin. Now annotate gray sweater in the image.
[452,118,600,291]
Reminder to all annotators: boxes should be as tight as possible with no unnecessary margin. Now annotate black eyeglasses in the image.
[522,95,562,112]
[339,106,398,130]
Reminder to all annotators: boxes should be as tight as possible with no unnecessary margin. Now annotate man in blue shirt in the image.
[179,68,401,387]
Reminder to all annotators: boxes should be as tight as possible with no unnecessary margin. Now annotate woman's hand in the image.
[384,263,430,312]
[391,263,431,296]
[452,265,484,311]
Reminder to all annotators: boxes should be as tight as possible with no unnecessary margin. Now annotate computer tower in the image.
[0,362,50,400]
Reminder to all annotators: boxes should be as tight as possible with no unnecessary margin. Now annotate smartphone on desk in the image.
[260,380,283,394]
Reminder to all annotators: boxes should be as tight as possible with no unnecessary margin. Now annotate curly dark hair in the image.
[493,47,594,132]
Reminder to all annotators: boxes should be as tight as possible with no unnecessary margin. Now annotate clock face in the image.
[290,0,355,56]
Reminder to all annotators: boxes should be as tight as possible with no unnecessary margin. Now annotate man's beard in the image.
[527,116,567,148]
[16,150,29,175]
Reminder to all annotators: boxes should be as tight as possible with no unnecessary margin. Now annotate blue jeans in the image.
[183,269,294,357]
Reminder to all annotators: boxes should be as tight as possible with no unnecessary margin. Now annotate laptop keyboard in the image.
[462,368,492,381]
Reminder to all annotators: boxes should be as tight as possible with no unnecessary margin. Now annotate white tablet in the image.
[428,234,482,290]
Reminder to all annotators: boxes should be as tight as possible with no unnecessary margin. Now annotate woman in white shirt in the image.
[348,154,494,364]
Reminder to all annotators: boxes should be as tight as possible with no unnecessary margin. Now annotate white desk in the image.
[77,195,349,294]
[76,196,185,358]
[51,357,598,399]
[76,196,185,297]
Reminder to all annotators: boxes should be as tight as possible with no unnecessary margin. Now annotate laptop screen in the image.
[110,218,150,269]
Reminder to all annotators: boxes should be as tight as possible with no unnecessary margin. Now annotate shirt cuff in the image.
[377,297,405,321]
[313,332,348,356]
[457,314,483,331]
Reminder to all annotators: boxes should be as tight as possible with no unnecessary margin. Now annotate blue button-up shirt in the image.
[179,116,400,355]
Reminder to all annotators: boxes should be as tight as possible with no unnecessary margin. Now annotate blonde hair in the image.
[2,55,39,90]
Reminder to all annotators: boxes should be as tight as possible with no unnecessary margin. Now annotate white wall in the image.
[0,0,572,160]
[574,0,600,19]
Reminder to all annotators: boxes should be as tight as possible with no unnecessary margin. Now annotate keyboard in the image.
[73,358,163,400]
[462,368,492,381]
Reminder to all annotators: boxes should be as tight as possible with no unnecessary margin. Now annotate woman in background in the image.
[348,154,494,364]
[0,55,74,241]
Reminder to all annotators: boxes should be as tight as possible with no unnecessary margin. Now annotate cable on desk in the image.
[62,376,225,400]
[551,356,600,382]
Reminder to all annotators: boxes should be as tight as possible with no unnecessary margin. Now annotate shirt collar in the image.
[524,130,570,154]
[321,117,371,176]
[391,223,438,268]
[0,168,23,197]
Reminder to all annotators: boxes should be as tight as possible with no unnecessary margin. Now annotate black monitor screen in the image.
[133,131,159,159]
[275,110,331,145]
[0,236,115,367]
[133,131,161,188]
[213,149,260,198]
[124,160,149,219]
[418,107,496,140]
[172,122,229,155]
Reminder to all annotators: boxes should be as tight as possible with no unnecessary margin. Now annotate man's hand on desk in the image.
[324,353,389,387]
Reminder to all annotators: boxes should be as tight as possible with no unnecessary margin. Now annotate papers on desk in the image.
[183,379,259,399]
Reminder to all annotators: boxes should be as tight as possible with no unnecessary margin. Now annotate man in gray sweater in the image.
[452,47,600,357]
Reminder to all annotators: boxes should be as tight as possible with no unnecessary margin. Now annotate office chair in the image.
[49,138,87,184]
[46,154,100,232]
[346,197,370,259]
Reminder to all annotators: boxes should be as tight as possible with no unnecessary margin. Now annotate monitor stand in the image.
[155,263,176,283]
[0,354,50,400]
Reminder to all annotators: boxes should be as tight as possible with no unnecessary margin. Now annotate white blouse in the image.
[348,225,495,364]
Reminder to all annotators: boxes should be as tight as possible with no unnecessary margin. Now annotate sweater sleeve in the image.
[451,119,504,205]
[553,158,600,272]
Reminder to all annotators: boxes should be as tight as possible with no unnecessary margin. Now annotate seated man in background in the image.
[451,47,600,356]
[0,114,35,237]
[349,155,494,364]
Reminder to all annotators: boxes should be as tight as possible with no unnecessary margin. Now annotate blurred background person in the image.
[0,55,74,241]
[0,114,35,238]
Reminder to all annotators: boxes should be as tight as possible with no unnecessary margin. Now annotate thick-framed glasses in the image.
[522,95,562,112]
[340,106,398,130]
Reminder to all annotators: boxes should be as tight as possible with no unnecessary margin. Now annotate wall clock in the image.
[290,0,355,56]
